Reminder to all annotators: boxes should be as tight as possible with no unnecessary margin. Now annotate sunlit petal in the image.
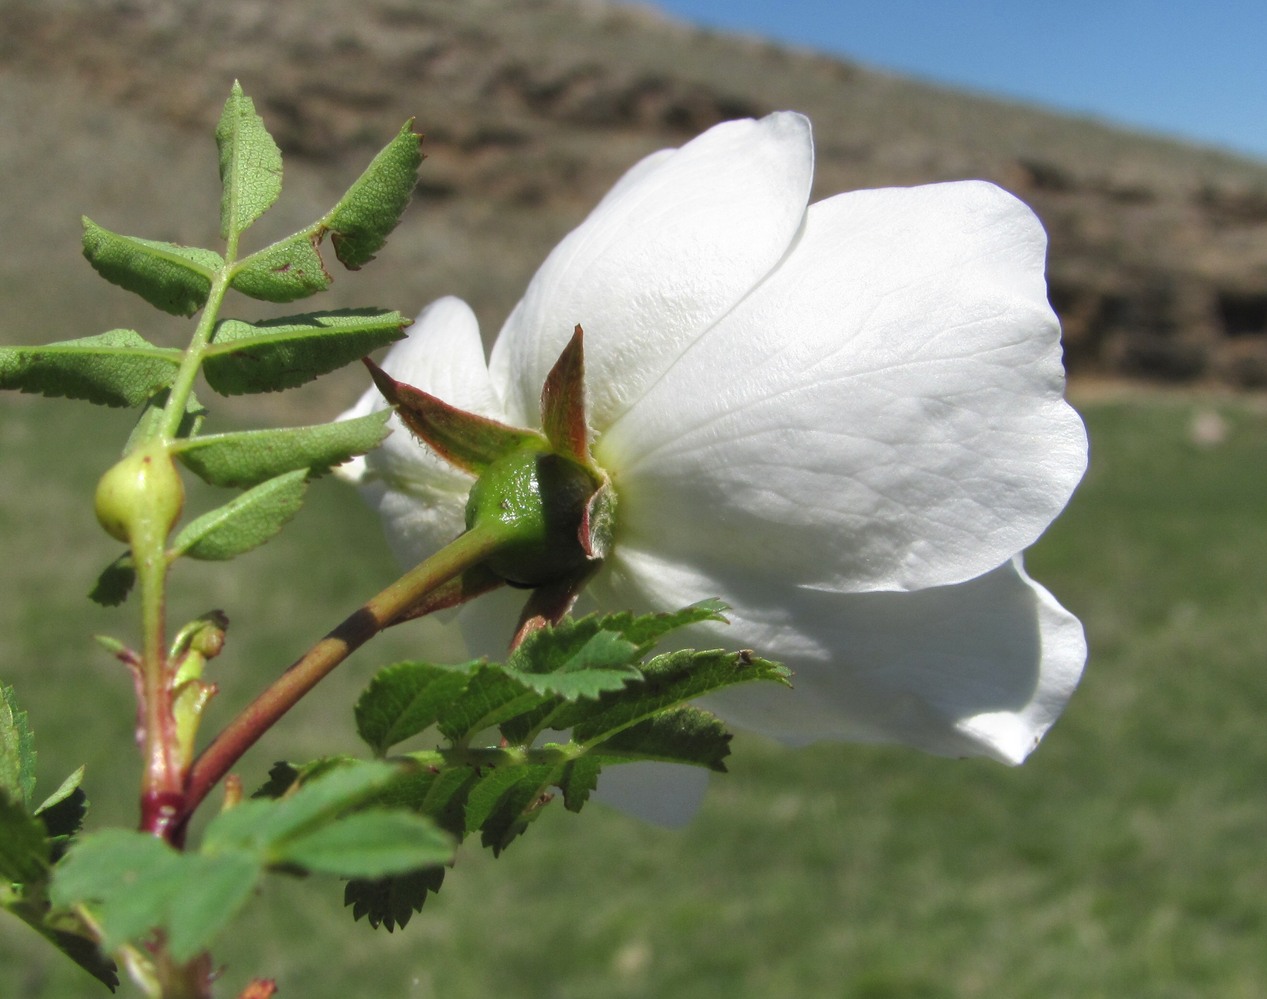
[598,551,1084,764]
[602,181,1087,592]
[488,112,814,428]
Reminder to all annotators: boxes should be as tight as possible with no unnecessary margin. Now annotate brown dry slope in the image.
[2,0,1266,392]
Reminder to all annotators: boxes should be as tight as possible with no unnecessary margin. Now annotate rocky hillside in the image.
[3,0,1267,389]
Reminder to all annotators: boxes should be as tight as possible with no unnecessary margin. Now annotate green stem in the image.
[179,525,506,826]
[158,268,231,442]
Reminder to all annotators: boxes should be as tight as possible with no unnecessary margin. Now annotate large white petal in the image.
[488,112,815,429]
[594,550,1085,764]
[337,296,498,565]
[601,181,1088,593]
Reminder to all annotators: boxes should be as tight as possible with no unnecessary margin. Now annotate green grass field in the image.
[2,388,1265,998]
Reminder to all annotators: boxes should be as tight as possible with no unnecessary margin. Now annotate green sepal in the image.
[216,81,283,240]
[539,325,590,465]
[203,310,408,395]
[322,120,423,269]
[229,231,331,302]
[355,661,482,757]
[0,331,181,408]
[1,682,37,806]
[169,468,309,561]
[366,359,542,475]
[82,218,222,317]
[89,552,136,607]
[172,410,390,488]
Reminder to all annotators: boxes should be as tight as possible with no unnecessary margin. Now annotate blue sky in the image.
[648,1,1267,161]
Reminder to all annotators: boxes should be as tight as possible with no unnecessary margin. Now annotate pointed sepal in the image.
[366,358,542,475]
[540,325,590,466]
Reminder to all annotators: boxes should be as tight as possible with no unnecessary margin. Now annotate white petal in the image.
[601,181,1088,592]
[336,296,499,565]
[595,550,1085,764]
[488,112,815,428]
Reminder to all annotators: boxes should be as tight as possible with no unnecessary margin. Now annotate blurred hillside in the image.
[3,0,1267,396]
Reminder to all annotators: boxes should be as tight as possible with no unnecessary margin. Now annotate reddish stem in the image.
[177,526,503,830]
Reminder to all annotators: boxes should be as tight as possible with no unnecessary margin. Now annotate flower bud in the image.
[93,444,185,545]
[464,441,600,587]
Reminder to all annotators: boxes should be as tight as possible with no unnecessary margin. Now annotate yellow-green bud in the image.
[94,444,185,545]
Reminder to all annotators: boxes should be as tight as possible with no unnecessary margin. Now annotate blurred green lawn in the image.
[1,388,1265,998]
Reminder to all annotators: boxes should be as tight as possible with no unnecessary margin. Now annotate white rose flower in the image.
[338,112,1088,793]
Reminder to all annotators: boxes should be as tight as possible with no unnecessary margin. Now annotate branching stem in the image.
[179,524,505,829]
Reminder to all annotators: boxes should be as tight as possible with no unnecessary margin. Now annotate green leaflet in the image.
[588,706,734,772]
[0,690,111,988]
[50,830,259,963]
[89,552,136,607]
[228,118,422,299]
[216,81,283,241]
[203,311,407,395]
[170,469,309,561]
[0,682,37,806]
[324,120,424,269]
[229,230,331,302]
[272,810,452,879]
[172,410,391,488]
[562,648,791,746]
[81,218,223,317]
[464,764,558,853]
[0,789,48,885]
[355,661,482,757]
[52,764,452,962]
[344,867,445,931]
[0,331,181,408]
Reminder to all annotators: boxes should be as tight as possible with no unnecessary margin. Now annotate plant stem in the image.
[136,536,180,837]
[159,269,231,442]
[179,524,505,826]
